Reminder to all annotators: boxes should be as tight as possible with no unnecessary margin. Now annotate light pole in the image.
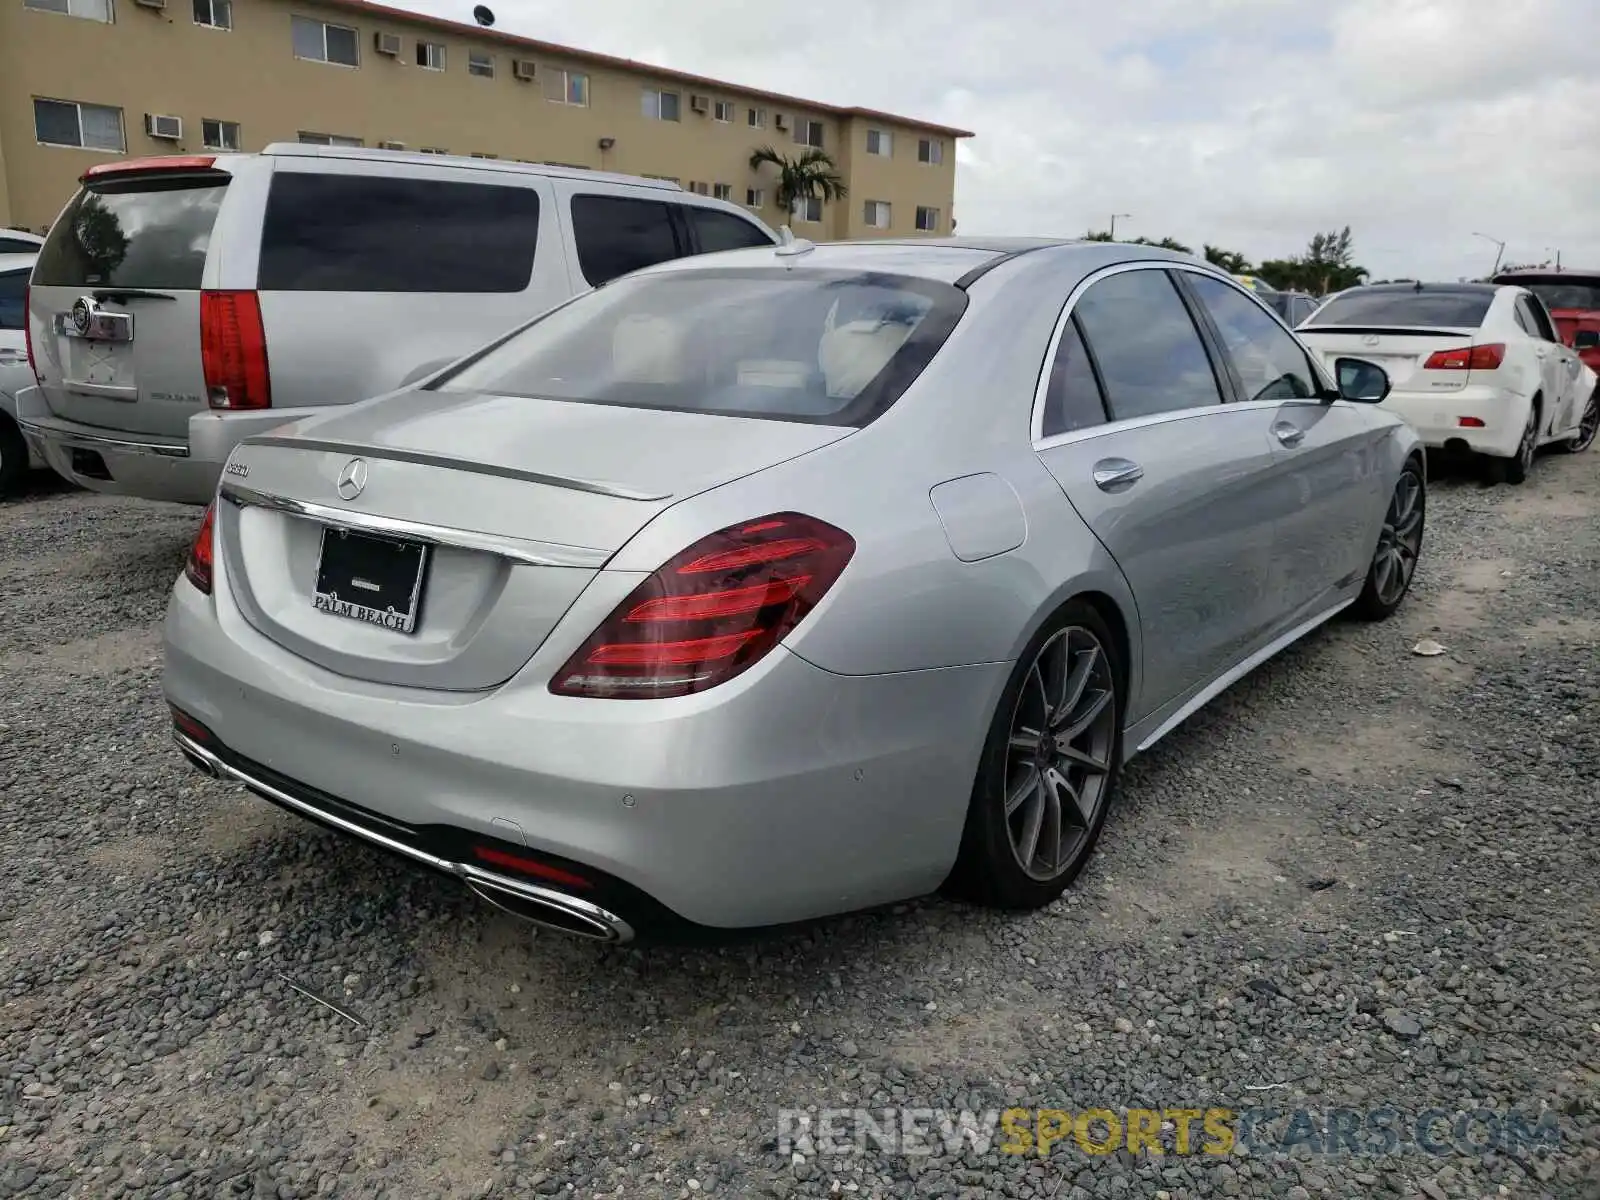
[1109,213,1130,240]
[1472,232,1506,276]
[1546,247,1562,272]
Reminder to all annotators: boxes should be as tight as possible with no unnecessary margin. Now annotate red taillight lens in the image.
[1458,416,1486,428]
[1423,343,1505,371]
[185,502,216,594]
[23,284,39,384]
[200,290,271,410]
[550,513,855,699]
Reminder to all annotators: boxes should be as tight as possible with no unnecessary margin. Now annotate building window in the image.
[642,89,680,121]
[543,68,588,106]
[298,131,363,146]
[864,200,891,229]
[23,0,111,22]
[713,183,733,201]
[797,196,823,223]
[291,16,360,66]
[34,98,124,152]
[713,100,735,123]
[866,128,892,156]
[687,182,709,196]
[794,119,824,149]
[193,0,231,29]
[642,174,679,184]
[917,138,944,165]
[468,52,494,78]
[419,147,448,154]
[747,107,766,129]
[915,205,939,232]
[745,187,764,208]
[470,152,500,159]
[417,40,445,69]
[202,118,241,150]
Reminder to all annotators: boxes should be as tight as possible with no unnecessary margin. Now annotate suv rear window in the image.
[258,173,540,292]
[33,175,229,290]
[571,194,684,287]
[1307,290,1493,329]
[438,267,967,426]
[1515,280,1600,312]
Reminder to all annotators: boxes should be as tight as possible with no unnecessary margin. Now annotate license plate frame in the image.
[312,526,430,635]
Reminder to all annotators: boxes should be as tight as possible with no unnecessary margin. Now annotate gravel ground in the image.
[0,452,1596,1200]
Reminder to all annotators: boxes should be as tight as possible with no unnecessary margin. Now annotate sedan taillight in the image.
[1423,343,1505,371]
[550,513,855,699]
[185,502,216,594]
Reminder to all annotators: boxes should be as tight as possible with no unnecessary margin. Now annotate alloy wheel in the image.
[1571,393,1599,453]
[1372,469,1423,608]
[1518,409,1538,471]
[1002,626,1117,882]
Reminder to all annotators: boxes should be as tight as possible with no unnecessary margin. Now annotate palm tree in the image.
[1203,244,1252,274]
[747,146,847,224]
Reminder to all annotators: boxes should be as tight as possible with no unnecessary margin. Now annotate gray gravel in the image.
[1,454,1597,1200]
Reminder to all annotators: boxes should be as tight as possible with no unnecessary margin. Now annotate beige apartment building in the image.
[0,0,971,240]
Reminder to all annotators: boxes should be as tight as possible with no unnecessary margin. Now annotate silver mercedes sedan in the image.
[162,237,1424,943]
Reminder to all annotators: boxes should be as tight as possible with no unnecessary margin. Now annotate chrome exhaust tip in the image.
[466,879,634,943]
[179,746,218,778]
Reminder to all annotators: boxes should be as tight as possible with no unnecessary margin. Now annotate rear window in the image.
[32,175,228,290]
[437,267,967,426]
[1516,280,1600,312]
[571,194,684,287]
[258,173,540,292]
[1307,290,1493,329]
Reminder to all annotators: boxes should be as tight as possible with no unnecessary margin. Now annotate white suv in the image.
[17,145,778,505]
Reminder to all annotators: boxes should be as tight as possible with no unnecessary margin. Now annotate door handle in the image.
[1272,421,1306,447]
[1091,458,1144,490]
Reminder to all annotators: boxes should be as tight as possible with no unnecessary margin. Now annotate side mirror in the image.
[1574,330,1600,352]
[1334,356,1390,403]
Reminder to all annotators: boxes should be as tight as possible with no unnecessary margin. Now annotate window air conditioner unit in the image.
[773,113,788,130]
[690,94,709,114]
[134,0,167,10]
[512,58,537,81]
[374,31,402,56]
[145,113,183,140]
[378,140,407,150]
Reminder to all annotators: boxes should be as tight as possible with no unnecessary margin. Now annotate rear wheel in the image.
[1490,401,1539,485]
[0,415,27,499]
[947,601,1125,909]
[1563,388,1598,454]
[1351,458,1425,621]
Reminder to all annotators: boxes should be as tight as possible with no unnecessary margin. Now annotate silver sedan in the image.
[162,238,1425,942]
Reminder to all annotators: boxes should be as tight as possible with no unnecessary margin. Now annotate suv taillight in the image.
[550,513,855,699]
[185,502,216,594]
[23,284,39,384]
[200,290,270,410]
[1423,343,1505,371]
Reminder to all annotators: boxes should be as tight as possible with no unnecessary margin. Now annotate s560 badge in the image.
[224,461,250,478]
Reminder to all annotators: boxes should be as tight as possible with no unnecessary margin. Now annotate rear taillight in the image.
[185,502,216,594]
[200,290,270,410]
[23,284,38,384]
[1423,343,1505,371]
[550,513,855,699]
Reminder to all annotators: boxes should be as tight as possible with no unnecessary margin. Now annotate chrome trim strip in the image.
[239,436,671,501]
[172,730,635,943]
[1133,597,1353,754]
[219,481,612,569]
[18,419,190,458]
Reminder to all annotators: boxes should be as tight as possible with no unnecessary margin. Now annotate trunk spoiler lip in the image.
[237,434,672,502]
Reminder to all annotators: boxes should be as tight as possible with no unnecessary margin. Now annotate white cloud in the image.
[411,0,1600,280]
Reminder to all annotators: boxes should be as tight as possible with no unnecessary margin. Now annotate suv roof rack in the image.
[259,143,685,191]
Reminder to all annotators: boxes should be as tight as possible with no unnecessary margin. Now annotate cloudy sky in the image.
[409,0,1598,282]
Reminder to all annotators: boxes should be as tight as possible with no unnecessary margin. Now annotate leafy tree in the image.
[1083,231,1193,254]
[747,147,847,220]
[68,194,129,284]
[1203,244,1252,273]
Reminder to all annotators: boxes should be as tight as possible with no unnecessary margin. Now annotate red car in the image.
[1494,268,1600,377]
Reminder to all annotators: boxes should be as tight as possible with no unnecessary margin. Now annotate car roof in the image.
[1495,268,1600,284]
[259,143,688,192]
[1352,281,1503,297]
[0,252,37,274]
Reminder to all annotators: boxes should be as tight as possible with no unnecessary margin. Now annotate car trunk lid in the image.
[28,159,232,438]
[216,391,853,691]
[1297,326,1483,393]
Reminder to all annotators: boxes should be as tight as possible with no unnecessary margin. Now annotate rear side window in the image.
[1072,270,1224,420]
[685,207,773,254]
[438,267,966,426]
[1041,317,1107,437]
[0,237,39,255]
[1185,274,1318,402]
[1308,290,1492,329]
[0,270,26,329]
[258,173,540,292]
[571,194,683,286]
[33,175,228,289]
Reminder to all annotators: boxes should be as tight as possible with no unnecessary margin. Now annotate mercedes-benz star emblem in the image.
[71,297,95,335]
[335,458,368,501]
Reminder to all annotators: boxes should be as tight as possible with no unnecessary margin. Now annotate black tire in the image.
[1489,400,1540,485]
[0,415,27,499]
[1562,387,1598,454]
[1351,457,1425,622]
[945,599,1126,910]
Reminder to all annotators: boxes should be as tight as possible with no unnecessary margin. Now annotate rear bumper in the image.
[16,387,318,505]
[161,566,1005,931]
[1380,385,1527,457]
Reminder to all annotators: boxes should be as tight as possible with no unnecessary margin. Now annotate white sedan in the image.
[1299,282,1596,483]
